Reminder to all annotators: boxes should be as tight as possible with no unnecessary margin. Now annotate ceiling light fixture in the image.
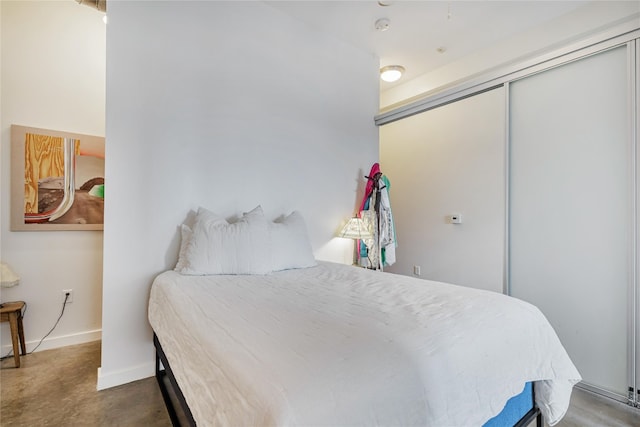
[380,65,405,82]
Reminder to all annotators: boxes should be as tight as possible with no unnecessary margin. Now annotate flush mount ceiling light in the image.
[380,65,405,82]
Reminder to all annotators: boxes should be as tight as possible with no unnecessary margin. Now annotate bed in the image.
[149,262,580,426]
[148,206,580,426]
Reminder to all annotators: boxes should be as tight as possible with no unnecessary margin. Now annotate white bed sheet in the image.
[148,261,581,426]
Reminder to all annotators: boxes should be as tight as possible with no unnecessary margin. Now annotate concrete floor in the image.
[553,388,640,427]
[1,340,639,426]
[0,341,170,426]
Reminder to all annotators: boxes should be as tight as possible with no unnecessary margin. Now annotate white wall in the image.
[380,88,505,292]
[0,1,105,353]
[381,1,640,108]
[99,1,378,389]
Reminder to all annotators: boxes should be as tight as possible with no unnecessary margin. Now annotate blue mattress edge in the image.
[482,382,534,427]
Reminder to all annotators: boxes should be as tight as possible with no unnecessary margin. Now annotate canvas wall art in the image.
[11,125,105,231]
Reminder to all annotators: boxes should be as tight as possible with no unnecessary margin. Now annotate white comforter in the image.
[148,262,580,427]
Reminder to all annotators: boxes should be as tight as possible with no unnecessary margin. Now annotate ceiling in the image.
[266,1,593,90]
[79,0,599,90]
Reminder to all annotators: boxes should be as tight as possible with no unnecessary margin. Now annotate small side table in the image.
[0,301,26,368]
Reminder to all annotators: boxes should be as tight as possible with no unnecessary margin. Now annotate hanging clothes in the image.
[378,174,396,266]
[358,163,397,269]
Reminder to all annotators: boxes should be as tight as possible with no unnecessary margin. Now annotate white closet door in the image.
[509,45,631,398]
[380,88,506,292]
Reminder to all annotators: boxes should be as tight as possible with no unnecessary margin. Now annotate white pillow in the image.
[174,223,193,272]
[270,211,316,271]
[175,207,226,271]
[177,206,271,275]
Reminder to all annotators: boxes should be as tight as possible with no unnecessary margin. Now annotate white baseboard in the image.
[96,361,155,391]
[1,328,102,355]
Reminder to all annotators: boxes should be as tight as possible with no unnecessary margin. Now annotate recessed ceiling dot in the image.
[375,18,391,32]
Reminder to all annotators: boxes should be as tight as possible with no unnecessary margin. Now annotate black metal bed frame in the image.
[514,382,542,427]
[154,334,197,427]
[154,333,542,427]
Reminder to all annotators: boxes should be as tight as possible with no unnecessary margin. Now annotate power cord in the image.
[0,293,70,361]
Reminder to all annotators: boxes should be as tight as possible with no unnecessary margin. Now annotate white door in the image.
[509,45,631,400]
[380,88,506,292]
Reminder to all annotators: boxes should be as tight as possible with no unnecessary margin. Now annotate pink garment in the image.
[358,163,381,262]
[360,163,381,213]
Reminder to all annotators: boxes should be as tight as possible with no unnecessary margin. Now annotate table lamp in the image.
[339,216,374,267]
[1,262,20,308]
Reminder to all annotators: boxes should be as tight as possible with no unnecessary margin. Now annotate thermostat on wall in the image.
[448,214,462,224]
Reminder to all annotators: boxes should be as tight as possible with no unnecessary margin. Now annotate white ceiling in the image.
[267,1,593,89]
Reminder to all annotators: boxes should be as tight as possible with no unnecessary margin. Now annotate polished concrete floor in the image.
[551,388,640,427]
[1,340,639,426]
[0,340,170,426]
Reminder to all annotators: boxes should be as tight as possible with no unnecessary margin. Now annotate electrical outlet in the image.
[62,289,74,303]
[413,265,421,276]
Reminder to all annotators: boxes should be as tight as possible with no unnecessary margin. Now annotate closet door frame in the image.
[634,38,640,407]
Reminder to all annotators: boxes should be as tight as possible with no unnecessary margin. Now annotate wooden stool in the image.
[0,301,26,368]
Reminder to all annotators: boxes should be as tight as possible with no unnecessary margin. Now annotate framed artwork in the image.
[10,125,105,231]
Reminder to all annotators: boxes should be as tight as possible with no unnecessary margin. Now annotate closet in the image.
[378,32,639,405]
[509,45,631,400]
[380,88,506,293]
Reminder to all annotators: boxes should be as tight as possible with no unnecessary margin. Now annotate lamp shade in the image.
[0,262,20,288]
[339,217,373,240]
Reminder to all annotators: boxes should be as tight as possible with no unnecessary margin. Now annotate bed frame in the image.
[505,384,542,427]
[517,409,542,427]
[154,333,542,427]
[154,334,196,426]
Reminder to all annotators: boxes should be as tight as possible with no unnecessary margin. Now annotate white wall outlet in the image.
[62,289,74,303]
[413,265,421,276]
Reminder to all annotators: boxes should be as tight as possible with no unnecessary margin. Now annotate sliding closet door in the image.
[381,88,506,292]
[509,45,631,399]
